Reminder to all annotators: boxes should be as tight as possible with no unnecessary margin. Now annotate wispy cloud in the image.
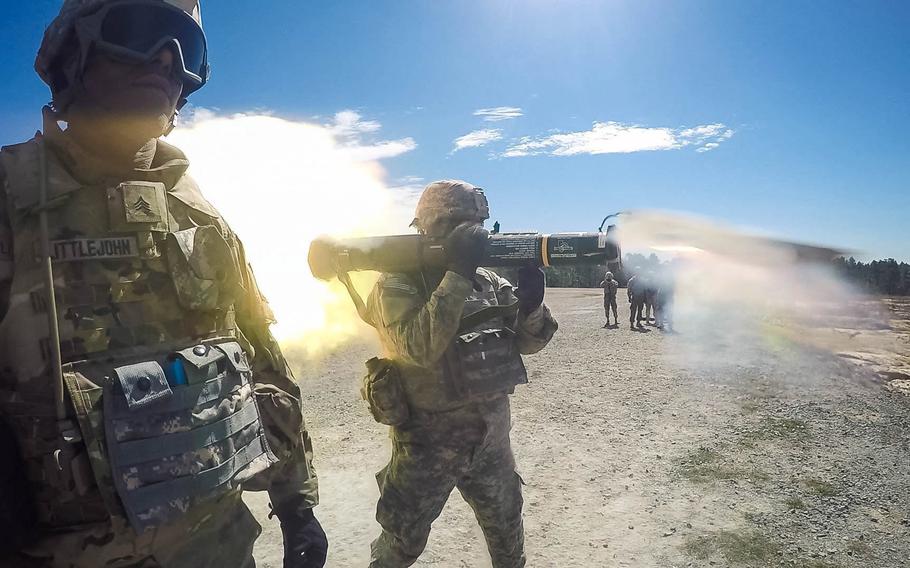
[326,109,416,161]
[502,121,734,158]
[388,176,425,206]
[473,107,524,122]
[452,128,503,153]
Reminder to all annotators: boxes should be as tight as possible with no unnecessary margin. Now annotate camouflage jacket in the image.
[366,268,557,412]
[0,114,317,556]
[601,278,618,298]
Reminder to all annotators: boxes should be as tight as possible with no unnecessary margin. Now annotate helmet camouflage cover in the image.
[411,179,490,230]
[35,0,203,105]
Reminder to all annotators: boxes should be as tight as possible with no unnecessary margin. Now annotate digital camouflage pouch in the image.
[361,357,409,426]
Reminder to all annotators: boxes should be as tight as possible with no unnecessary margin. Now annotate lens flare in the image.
[168,110,417,357]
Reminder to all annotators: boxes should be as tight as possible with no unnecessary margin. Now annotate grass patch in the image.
[677,447,769,483]
[784,496,807,510]
[805,478,838,497]
[745,417,811,442]
[683,530,780,564]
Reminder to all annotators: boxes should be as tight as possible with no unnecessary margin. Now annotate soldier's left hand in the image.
[277,503,328,568]
[515,266,545,313]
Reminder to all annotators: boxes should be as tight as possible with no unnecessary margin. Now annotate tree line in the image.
[494,254,910,296]
[832,257,910,296]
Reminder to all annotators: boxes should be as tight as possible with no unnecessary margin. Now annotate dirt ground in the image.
[246,289,910,568]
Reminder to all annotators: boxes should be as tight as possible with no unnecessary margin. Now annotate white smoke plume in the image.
[616,211,895,375]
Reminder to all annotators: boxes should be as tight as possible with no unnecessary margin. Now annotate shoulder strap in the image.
[337,270,374,327]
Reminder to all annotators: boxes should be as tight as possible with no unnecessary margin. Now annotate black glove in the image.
[515,266,545,313]
[444,222,490,278]
[274,497,328,568]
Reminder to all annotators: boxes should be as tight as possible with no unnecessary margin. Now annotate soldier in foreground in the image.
[0,1,326,566]
[600,270,619,327]
[364,180,558,567]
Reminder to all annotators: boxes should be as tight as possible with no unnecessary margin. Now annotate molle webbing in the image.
[124,434,267,514]
[110,402,259,465]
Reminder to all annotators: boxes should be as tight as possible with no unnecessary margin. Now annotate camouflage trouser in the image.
[1,491,258,568]
[630,297,644,325]
[604,295,618,321]
[370,396,525,568]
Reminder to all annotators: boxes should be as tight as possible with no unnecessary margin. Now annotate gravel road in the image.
[247,288,910,568]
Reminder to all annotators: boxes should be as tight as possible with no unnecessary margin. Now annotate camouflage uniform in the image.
[627,274,645,328]
[0,114,318,568]
[600,273,618,324]
[366,268,557,568]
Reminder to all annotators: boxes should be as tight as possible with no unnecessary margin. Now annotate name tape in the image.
[46,237,139,262]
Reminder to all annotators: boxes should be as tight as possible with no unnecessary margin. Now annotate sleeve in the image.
[486,270,558,355]
[0,164,13,322]
[366,271,473,368]
[232,237,319,509]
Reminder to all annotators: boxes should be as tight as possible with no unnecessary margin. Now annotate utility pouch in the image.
[452,328,528,398]
[60,339,277,534]
[165,226,240,311]
[253,383,304,461]
[361,357,409,426]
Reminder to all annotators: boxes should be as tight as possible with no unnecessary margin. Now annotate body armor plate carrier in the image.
[0,137,277,533]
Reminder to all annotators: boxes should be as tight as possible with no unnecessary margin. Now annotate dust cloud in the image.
[616,210,894,374]
[167,110,417,356]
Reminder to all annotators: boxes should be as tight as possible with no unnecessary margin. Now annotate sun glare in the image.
[169,111,416,356]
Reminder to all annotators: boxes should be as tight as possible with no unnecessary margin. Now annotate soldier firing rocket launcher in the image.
[307,226,622,282]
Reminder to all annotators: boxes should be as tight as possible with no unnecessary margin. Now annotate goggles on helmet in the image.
[73,0,209,96]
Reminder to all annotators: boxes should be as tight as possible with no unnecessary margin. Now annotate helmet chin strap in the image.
[163,103,183,136]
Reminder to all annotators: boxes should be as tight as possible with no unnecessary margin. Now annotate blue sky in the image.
[2,0,908,260]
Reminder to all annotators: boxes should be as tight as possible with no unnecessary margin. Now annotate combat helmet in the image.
[411,180,490,231]
[35,0,209,112]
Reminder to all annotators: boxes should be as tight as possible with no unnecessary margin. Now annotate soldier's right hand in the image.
[445,222,490,278]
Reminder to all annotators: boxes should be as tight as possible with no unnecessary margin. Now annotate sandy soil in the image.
[246,289,910,568]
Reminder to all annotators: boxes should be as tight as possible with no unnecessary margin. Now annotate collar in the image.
[41,106,190,190]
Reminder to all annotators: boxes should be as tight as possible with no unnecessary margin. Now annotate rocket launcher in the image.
[308,225,622,281]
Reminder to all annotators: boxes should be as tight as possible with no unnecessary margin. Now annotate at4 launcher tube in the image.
[308,227,622,281]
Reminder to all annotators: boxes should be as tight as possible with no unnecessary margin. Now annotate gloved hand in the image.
[273,496,328,568]
[444,222,490,278]
[515,266,545,313]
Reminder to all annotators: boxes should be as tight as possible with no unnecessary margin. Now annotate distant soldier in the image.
[654,270,675,332]
[642,271,658,325]
[599,271,619,327]
[627,272,646,330]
